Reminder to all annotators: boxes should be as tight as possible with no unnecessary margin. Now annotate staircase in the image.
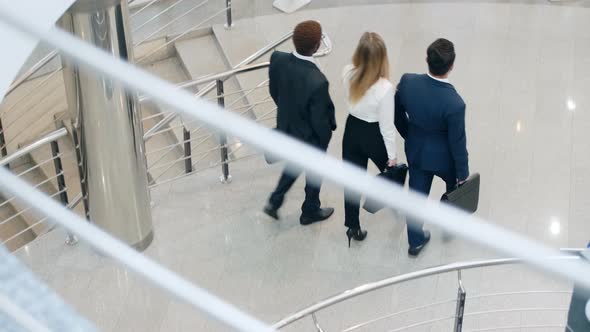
[0,153,60,251]
[0,33,203,250]
[0,6,284,251]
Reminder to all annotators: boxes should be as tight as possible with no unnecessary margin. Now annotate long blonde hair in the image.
[349,32,390,103]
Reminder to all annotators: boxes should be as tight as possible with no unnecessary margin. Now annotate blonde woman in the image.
[342,32,397,247]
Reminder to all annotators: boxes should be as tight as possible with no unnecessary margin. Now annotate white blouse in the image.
[342,65,396,160]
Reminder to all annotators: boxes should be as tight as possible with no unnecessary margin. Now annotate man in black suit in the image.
[394,38,469,256]
[263,20,337,225]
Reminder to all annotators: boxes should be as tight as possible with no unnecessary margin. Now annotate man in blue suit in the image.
[394,38,469,256]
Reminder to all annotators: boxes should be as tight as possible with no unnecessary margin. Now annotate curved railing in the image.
[274,250,585,331]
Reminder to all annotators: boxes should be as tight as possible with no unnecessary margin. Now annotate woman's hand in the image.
[387,159,397,167]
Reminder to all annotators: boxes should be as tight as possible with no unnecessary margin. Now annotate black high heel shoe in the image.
[346,228,368,247]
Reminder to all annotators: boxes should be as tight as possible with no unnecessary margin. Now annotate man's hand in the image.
[387,159,397,167]
[458,178,468,185]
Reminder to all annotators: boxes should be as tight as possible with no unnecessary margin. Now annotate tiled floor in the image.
[13,2,590,332]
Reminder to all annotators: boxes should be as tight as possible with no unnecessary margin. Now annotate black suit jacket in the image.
[394,73,469,181]
[269,51,336,150]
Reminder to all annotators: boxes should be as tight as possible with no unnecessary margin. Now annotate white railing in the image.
[274,252,583,331]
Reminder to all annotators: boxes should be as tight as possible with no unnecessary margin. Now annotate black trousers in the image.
[407,167,456,247]
[342,115,389,229]
[268,168,322,215]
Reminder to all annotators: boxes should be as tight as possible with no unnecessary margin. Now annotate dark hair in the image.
[293,21,322,56]
[427,38,456,76]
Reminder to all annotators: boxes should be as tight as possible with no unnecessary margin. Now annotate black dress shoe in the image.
[263,204,279,220]
[300,207,334,225]
[408,230,431,257]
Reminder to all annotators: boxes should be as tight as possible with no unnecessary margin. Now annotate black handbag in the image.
[440,173,480,213]
[363,164,408,214]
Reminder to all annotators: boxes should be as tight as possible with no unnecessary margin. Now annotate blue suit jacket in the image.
[394,74,469,181]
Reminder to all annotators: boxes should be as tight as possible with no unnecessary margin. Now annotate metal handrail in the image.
[468,289,573,300]
[342,298,458,332]
[130,0,159,17]
[133,0,210,46]
[475,324,568,331]
[1,188,67,232]
[177,31,333,91]
[176,62,270,91]
[136,7,228,64]
[132,0,189,33]
[0,128,67,167]
[272,251,584,329]
[143,86,211,139]
[5,50,59,97]
[141,30,332,140]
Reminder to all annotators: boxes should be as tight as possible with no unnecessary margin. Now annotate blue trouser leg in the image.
[407,168,433,247]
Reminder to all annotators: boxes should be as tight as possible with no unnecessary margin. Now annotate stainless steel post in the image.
[311,313,325,332]
[224,0,233,29]
[183,126,192,173]
[50,138,78,246]
[50,140,69,206]
[216,80,231,183]
[454,270,467,332]
[59,0,154,251]
[71,128,90,220]
[0,118,8,167]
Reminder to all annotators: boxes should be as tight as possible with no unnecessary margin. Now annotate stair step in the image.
[130,0,226,43]
[27,134,85,218]
[8,156,57,237]
[141,57,192,183]
[0,73,67,155]
[175,34,227,78]
[211,22,277,160]
[0,196,35,252]
[173,34,239,173]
